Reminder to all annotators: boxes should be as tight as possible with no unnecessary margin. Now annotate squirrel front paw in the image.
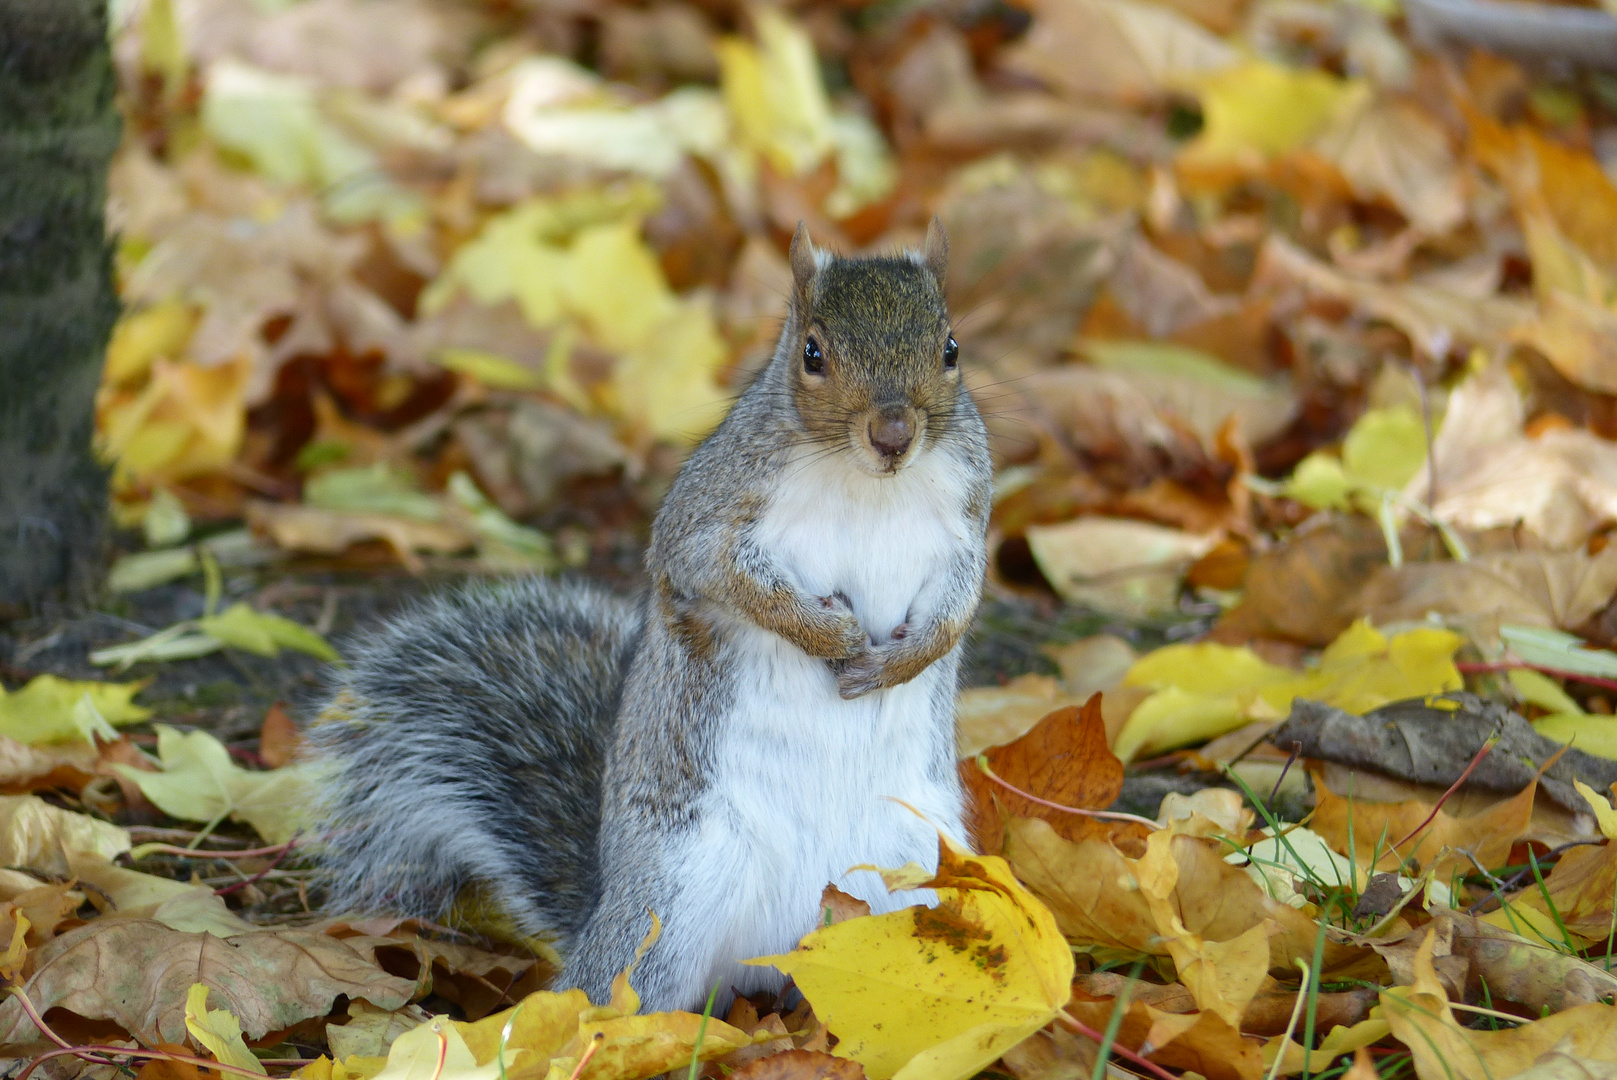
[833,646,889,699]
[792,592,867,659]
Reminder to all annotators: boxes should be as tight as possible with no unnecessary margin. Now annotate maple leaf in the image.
[114,726,316,844]
[752,833,1073,1080]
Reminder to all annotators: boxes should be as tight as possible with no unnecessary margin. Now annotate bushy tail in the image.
[305,577,643,945]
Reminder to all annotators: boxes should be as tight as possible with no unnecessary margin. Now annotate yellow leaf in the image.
[114,726,315,844]
[104,299,197,384]
[1113,621,1461,761]
[371,1015,505,1080]
[1135,829,1271,1026]
[1342,407,1428,492]
[0,912,28,982]
[752,833,1074,1080]
[613,303,730,445]
[186,983,268,1075]
[563,220,678,355]
[1575,780,1617,840]
[433,348,542,391]
[1509,669,1583,716]
[1188,60,1363,164]
[0,675,151,746]
[717,8,834,176]
[0,795,131,866]
[1285,406,1428,510]
[1532,714,1617,761]
[197,603,340,662]
[454,991,592,1067]
[1380,929,1617,1080]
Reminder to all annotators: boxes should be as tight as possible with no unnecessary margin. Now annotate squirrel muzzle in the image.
[862,404,920,471]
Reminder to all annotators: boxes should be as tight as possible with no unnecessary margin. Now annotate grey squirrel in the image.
[307,221,993,1013]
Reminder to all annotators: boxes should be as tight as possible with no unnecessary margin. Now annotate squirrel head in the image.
[783,220,960,476]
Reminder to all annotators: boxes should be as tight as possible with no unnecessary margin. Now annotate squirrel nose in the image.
[868,411,915,459]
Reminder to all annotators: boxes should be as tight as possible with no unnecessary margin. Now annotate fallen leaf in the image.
[185,982,267,1074]
[960,698,1135,852]
[753,833,1074,1080]
[1026,516,1217,618]
[1310,766,1538,880]
[1186,60,1364,165]
[0,676,152,746]
[1380,928,1617,1080]
[114,726,316,844]
[259,703,303,769]
[1315,94,1465,234]
[1001,0,1236,103]
[1002,816,1366,976]
[0,794,131,870]
[1113,619,1463,762]
[1271,694,1617,813]
[727,1050,866,1079]
[1360,547,1617,634]
[0,735,99,792]
[956,676,1083,759]
[0,918,412,1045]
[247,501,474,572]
[327,1002,432,1062]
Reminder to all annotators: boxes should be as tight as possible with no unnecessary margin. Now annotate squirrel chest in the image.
[687,447,972,994]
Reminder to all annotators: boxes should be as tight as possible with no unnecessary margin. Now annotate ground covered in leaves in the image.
[4,0,1617,1077]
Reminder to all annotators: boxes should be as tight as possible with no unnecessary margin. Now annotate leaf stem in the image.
[975,759,1162,831]
[1057,1012,1179,1080]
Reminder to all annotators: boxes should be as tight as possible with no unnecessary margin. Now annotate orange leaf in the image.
[959,695,1135,852]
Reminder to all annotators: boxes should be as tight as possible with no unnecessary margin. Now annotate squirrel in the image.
[306,220,993,1013]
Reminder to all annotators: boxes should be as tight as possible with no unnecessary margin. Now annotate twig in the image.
[1457,661,1617,695]
[18,1044,272,1080]
[1266,741,1302,814]
[214,836,301,896]
[976,759,1162,831]
[1390,735,1498,852]
[1056,1013,1181,1080]
[133,840,299,861]
[8,987,112,1058]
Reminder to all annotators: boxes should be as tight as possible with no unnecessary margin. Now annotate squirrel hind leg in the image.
[304,576,644,944]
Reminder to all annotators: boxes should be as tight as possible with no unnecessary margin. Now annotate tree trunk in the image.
[0,0,121,616]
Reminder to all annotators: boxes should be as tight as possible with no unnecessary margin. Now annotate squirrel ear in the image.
[923,216,949,289]
[789,222,819,303]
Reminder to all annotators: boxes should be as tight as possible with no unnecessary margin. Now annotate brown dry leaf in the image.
[0,736,99,793]
[726,1050,866,1080]
[1064,989,1265,1080]
[1003,817,1367,976]
[1380,928,1617,1080]
[1411,361,1617,550]
[1495,800,1617,944]
[1314,94,1465,235]
[1420,910,1617,1013]
[1360,547,1617,634]
[246,501,474,572]
[1309,768,1538,879]
[956,676,1083,759]
[1253,233,1532,358]
[1001,0,1235,103]
[0,918,412,1047]
[960,697,1135,853]
[258,703,303,769]
[1236,513,1388,646]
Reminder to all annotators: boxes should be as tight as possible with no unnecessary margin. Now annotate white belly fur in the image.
[682,448,972,996]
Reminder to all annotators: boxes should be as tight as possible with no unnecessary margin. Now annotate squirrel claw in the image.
[834,652,886,699]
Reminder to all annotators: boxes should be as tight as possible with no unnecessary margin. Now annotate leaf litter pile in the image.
[7,0,1617,1077]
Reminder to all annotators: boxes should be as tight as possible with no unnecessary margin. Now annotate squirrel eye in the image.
[943,334,959,369]
[803,336,825,375]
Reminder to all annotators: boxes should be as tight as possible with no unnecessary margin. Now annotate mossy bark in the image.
[0,0,121,614]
